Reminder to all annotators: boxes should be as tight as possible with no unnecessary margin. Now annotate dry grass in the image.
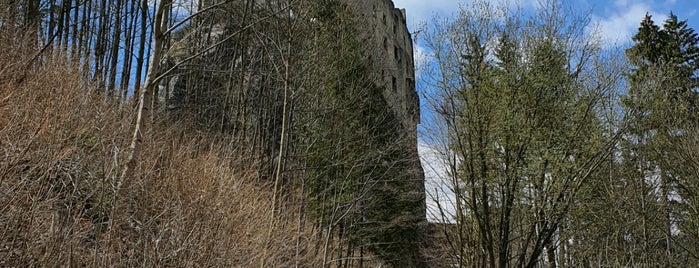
[0,41,323,267]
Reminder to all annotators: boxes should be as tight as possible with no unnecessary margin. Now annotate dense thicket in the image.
[0,40,325,267]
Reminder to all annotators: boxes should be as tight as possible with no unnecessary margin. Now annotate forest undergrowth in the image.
[0,35,324,267]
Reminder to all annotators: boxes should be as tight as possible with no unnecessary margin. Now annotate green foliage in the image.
[425,1,617,266]
[617,11,699,265]
[625,13,699,130]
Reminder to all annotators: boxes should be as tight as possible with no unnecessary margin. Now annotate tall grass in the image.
[0,37,322,267]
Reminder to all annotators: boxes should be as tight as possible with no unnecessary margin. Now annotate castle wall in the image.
[347,0,426,224]
[356,3,428,259]
[348,0,420,141]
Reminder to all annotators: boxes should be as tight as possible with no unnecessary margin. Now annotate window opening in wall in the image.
[393,14,398,34]
[394,46,399,60]
[383,38,387,51]
[383,14,386,25]
[392,76,397,92]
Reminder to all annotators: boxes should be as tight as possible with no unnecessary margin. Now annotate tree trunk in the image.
[119,0,170,182]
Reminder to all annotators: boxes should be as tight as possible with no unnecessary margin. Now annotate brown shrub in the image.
[0,47,322,267]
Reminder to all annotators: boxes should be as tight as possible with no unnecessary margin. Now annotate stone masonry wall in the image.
[347,0,426,223]
[348,0,420,142]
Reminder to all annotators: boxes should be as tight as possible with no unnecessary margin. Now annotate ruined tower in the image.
[165,1,427,264]
[344,2,427,265]
[347,0,425,215]
[349,0,420,143]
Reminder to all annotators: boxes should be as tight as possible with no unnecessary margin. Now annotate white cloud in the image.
[413,44,430,79]
[592,1,666,46]
[615,0,630,7]
[418,141,457,223]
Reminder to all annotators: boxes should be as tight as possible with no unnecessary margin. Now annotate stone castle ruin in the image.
[349,0,420,145]
[160,0,426,264]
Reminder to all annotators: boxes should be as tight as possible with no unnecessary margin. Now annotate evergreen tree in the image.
[622,12,699,265]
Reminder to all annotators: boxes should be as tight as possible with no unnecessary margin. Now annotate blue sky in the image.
[394,0,698,46]
[396,0,699,134]
[394,0,699,125]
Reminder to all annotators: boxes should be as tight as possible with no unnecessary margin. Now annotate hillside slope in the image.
[0,53,324,266]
